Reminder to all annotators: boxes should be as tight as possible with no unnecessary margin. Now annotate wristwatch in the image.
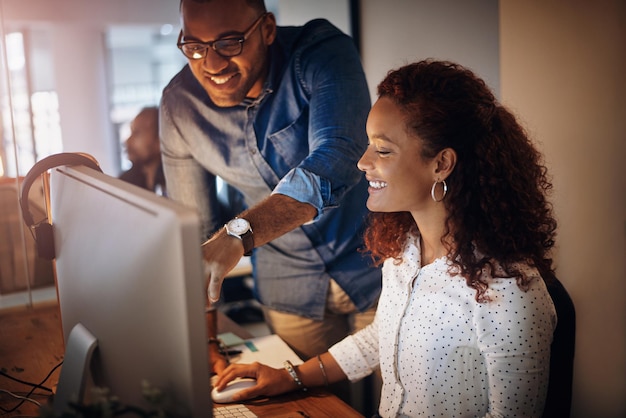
[225,218,254,256]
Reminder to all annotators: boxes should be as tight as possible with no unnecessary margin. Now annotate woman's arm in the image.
[213,352,347,402]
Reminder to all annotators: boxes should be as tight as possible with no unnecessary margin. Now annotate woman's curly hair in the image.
[363,60,557,302]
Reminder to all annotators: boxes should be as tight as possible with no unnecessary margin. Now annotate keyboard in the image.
[213,404,257,417]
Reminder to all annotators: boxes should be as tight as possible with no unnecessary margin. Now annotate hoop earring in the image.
[431,180,448,202]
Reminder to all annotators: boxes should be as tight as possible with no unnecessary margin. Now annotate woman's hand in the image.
[213,361,299,402]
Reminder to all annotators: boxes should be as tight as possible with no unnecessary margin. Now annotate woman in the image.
[213,59,558,417]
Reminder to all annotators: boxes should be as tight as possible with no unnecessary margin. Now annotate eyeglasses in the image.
[177,13,268,60]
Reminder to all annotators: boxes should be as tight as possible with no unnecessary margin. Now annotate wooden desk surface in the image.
[0,302,63,417]
[0,303,362,417]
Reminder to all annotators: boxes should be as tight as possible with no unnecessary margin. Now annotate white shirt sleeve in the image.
[328,314,381,382]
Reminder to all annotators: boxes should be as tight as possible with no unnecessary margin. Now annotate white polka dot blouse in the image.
[329,236,556,417]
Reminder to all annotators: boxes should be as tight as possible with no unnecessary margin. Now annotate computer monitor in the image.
[49,165,212,416]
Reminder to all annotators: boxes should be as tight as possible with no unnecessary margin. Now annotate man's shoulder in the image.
[277,18,347,52]
[162,65,199,99]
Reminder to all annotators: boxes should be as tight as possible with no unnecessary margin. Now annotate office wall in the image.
[360,0,500,99]
[498,2,626,417]
[275,0,350,35]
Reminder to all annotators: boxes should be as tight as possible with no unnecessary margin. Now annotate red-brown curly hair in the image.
[363,60,557,302]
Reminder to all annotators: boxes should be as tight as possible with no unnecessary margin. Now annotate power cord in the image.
[0,370,53,393]
[0,361,62,413]
[0,388,41,406]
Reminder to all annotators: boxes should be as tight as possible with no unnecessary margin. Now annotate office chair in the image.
[539,266,576,418]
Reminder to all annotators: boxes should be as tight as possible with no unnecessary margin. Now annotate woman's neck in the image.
[419,235,448,266]
[413,208,450,266]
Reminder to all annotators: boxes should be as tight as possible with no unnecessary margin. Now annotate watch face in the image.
[227,218,250,235]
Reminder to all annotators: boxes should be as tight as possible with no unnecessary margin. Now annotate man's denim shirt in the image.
[160,19,381,320]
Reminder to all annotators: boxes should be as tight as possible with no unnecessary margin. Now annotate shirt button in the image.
[249,148,257,154]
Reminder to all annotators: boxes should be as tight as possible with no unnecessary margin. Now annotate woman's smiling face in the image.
[358,97,438,214]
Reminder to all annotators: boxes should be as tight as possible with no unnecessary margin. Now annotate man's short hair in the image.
[180,0,266,14]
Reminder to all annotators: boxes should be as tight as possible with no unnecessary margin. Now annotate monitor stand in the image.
[52,323,98,415]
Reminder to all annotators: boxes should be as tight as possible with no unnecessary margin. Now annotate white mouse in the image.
[211,377,257,403]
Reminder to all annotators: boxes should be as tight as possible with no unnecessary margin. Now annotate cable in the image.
[0,361,62,413]
[0,388,41,406]
[0,370,53,393]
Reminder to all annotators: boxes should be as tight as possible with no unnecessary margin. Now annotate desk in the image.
[215,314,363,417]
[0,302,362,417]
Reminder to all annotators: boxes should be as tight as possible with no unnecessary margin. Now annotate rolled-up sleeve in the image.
[271,167,329,221]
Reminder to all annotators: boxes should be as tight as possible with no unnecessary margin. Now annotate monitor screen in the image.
[49,165,212,416]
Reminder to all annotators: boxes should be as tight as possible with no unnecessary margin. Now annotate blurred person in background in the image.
[119,106,166,196]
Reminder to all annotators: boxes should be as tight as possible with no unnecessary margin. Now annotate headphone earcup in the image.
[34,221,55,260]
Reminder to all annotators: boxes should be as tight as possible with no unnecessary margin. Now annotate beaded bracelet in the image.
[316,355,329,387]
[284,360,307,391]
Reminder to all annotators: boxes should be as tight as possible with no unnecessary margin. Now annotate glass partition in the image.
[0,5,57,308]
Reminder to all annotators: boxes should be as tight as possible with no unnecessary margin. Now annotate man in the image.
[160,0,380,365]
[119,106,166,195]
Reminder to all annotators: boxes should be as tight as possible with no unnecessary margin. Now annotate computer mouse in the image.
[211,377,257,403]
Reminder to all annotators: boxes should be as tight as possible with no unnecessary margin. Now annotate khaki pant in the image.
[262,279,377,360]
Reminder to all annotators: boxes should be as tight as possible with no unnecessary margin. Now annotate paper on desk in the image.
[228,334,303,368]
[217,332,246,347]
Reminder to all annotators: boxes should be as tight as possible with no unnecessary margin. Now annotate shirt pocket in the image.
[264,108,309,176]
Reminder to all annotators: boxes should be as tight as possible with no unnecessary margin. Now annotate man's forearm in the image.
[232,193,317,249]
[202,193,317,303]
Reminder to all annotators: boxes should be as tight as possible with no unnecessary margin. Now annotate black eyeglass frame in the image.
[177,12,269,60]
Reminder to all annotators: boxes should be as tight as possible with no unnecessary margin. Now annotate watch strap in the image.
[240,230,253,256]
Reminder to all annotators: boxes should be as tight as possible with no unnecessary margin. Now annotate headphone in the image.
[19,152,102,260]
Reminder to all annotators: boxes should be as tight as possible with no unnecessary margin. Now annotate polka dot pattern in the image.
[329,237,556,417]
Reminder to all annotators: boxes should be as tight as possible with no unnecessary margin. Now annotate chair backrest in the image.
[540,268,576,418]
